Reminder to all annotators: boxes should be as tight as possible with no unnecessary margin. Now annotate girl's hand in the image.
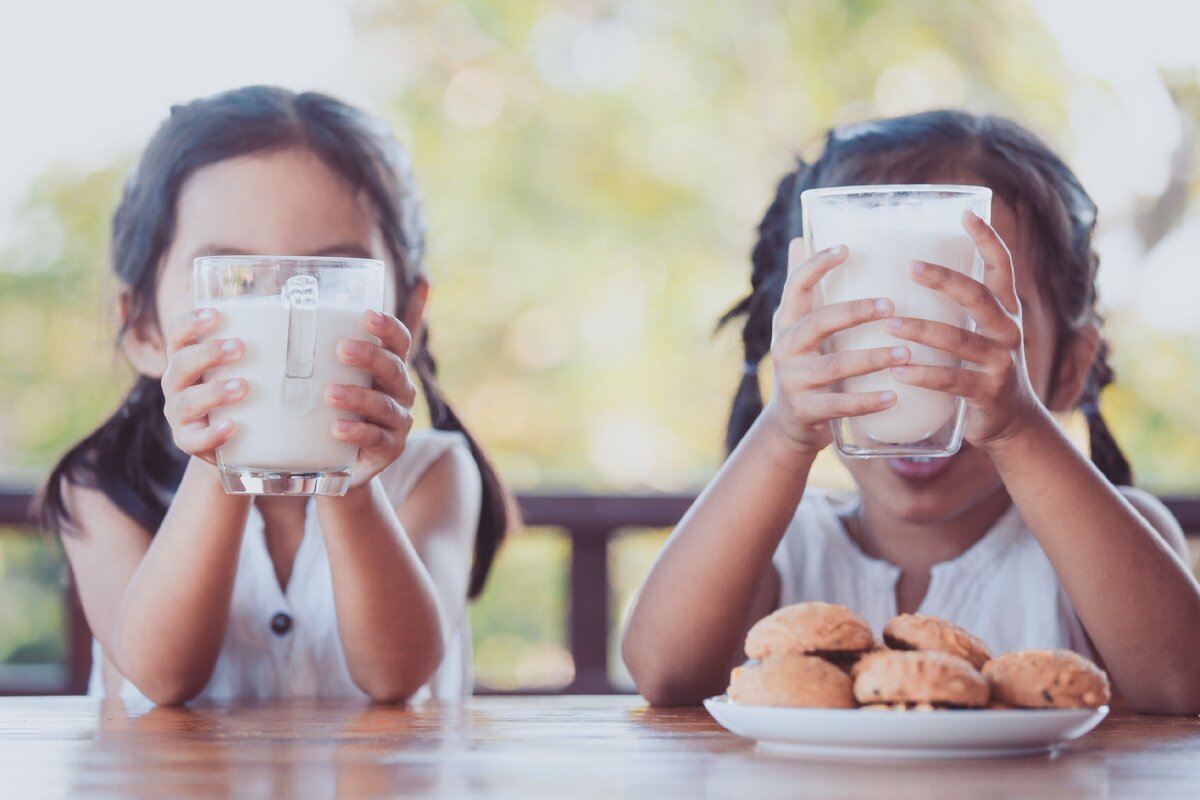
[763,238,907,455]
[884,210,1043,448]
[161,308,246,463]
[326,310,418,488]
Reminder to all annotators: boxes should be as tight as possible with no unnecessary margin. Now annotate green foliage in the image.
[0,163,130,474]
[607,529,668,689]
[0,530,65,665]
[468,529,570,688]
[369,0,1077,491]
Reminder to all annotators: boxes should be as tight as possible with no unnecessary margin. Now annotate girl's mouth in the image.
[886,454,957,481]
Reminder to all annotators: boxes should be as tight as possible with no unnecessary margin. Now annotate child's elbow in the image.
[129,668,207,707]
[622,636,663,704]
[635,673,701,707]
[113,649,207,706]
[359,682,418,705]
[634,665,721,707]
[1130,698,1200,717]
[623,641,709,707]
[1128,677,1200,716]
[142,683,201,707]
[359,683,427,705]
[355,639,446,705]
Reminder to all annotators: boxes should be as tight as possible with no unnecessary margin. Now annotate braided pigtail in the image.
[717,163,808,455]
[1079,339,1133,486]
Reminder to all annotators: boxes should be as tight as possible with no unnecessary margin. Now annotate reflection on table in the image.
[0,696,1199,798]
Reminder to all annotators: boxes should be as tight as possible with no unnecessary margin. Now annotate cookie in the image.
[728,652,856,708]
[852,650,989,708]
[982,650,1111,709]
[883,613,993,670]
[744,602,875,661]
[819,643,883,674]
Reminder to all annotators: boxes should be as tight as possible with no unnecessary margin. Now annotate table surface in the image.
[2,696,1199,799]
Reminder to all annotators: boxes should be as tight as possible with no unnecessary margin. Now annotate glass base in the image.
[831,403,966,459]
[835,439,962,459]
[218,466,352,496]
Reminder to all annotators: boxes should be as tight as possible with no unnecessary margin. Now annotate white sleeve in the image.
[770,515,801,608]
[376,429,470,506]
[768,491,837,610]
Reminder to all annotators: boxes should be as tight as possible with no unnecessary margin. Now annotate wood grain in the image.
[1,696,1198,798]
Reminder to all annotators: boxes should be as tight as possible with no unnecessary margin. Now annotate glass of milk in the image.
[194,255,386,495]
[800,185,992,458]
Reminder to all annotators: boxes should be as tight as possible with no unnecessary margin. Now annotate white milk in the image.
[815,224,978,444]
[205,295,373,471]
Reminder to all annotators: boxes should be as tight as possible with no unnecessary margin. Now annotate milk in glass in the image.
[817,226,975,443]
[205,295,372,471]
[803,185,990,456]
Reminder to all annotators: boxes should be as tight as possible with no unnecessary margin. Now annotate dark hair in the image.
[720,110,1132,485]
[39,85,514,597]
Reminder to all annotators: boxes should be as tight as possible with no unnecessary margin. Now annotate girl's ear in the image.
[401,277,430,343]
[118,288,169,379]
[1047,322,1100,412]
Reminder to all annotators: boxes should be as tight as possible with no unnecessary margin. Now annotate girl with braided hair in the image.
[39,86,513,705]
[624,110,1200,713]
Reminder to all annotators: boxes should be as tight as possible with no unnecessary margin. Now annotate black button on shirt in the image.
[270,612,293,636]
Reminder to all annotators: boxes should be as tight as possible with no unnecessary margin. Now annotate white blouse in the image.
[89,429,474,703]
[771,490,1095,658]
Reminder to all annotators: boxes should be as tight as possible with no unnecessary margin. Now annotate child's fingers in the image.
[908,260,1015,340]
[891,364,991,399]
[775,243,848,329]
[337,340,417,407]
[364,310,413,362]
[331,418,399,452]
[162,338,243,393]
[166,308,219,356]
[326,384,413,433]
[173,418,235,455]
[792,389,897,420]
[883,316,1006,367]
[962,210,1020,315]
[787,237,806,275]
[777,297,893,355]
[791,346,910,390]
[167,379,247,426]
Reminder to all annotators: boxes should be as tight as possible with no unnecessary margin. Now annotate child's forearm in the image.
[317,479,446,703]
[622,413,816,705]
[990,410,1200,714]
[112,458,251,704]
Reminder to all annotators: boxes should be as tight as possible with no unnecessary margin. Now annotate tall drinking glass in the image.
[194,255,386,495]
[800,185,992,458]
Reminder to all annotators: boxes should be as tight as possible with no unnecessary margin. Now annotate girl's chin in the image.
[885,453,959,481]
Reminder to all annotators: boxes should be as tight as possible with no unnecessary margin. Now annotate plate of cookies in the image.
[704,602,1110,759]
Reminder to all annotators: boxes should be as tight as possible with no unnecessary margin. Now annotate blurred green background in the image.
[1,0,1198,690]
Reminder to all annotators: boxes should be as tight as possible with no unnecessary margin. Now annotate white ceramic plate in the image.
[704,697,1109,759]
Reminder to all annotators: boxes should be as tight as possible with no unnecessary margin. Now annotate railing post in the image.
[567,525,611,693]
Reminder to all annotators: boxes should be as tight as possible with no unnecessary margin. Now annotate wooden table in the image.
[1,696,1199,798]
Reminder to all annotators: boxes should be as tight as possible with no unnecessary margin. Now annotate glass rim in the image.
[194,254,384,270]
[800,184,993,202]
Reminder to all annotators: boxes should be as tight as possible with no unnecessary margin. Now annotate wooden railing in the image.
[1,487,1198,696]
